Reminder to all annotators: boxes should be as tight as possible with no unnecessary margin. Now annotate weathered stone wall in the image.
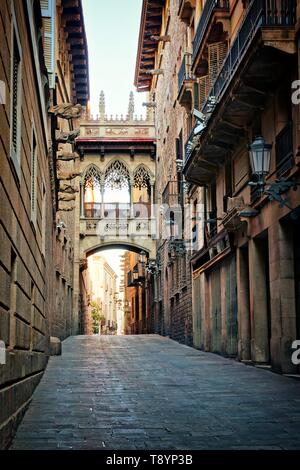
[151,0,193,345]
[0,0,52,449]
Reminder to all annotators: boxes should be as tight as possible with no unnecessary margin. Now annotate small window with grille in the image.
[10,23,22,176]
[31,127,38,226]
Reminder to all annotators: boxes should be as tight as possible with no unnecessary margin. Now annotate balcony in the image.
[192,0,229,66]
[83,202,151,219]
[178,0,195,24]
[177,53,195,109]
[184,0,297,186]
[203,0,297,115]
[80,202,156,239]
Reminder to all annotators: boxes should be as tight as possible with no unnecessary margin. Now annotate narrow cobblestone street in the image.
[10,335,300,450]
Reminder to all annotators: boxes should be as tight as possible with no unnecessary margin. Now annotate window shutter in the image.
[11,30,22,172]
[12,35,21,155]
[41,0,55,88]
[31,129,38,225]
[198,75,210,110]
[208,42,228,87]
[193,81,199,110]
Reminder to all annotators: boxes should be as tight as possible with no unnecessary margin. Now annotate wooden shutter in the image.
[12,34,21,155]
[11,29,22,171]
[208,42,228,87]
[198,75,210,109]
[31,129,38,225]
[41,0,55,88]
[193,81,199,110]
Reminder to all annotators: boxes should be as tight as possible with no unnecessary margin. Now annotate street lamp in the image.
[249,136,272,185]
[138,250,147,264]
[133,265,139,282]
[247,135,300,212]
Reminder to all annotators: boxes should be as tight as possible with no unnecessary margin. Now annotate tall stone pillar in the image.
[150,181,154,218]
[130,180,134,219]
[248,237,270,363]
[80,181,84,218]
[237,246,251,361]
[269,222,297,373]
[101,183,105,218]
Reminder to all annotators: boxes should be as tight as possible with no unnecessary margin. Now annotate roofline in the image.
[134,0,148,89]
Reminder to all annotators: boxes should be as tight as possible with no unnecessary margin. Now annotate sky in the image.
[82,1,145,303]
[82,0,147,118]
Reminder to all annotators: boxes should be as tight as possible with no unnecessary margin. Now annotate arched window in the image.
[133,166,151,218]
[104,160,130,204]
[84,166,102,218]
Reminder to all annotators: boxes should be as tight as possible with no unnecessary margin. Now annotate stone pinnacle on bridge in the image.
[127,91,135,120]
[99,90,105,120]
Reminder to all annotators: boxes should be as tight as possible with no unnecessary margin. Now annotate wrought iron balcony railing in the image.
[192,0,229,64]
[178,53,194,92]
[202,0,296,114]
[186,0,296,166]
[184,127,196,164]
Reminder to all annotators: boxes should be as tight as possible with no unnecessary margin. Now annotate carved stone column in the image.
[101,183,105,218]
[150,181,155,218]
[80,181,84,218]
[130,179,134,219]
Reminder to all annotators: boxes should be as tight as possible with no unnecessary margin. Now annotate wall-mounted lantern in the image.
[248,136,299,212]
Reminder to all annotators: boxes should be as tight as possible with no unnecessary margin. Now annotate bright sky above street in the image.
[82,0,147,118]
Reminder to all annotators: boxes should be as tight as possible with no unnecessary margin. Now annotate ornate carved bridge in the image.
[74,93,157,262]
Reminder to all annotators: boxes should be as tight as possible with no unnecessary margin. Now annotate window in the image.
[10,20,22,176]
[41,182,46,256]
[31,127,38,225]
[41,0,55,88]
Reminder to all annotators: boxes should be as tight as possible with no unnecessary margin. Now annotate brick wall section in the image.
[151,0,193,346]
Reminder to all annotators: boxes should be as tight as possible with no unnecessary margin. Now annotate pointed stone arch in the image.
[82,165,103,218]
[133,164,152,189]
[83,164,102,187]
[104,159,131,190]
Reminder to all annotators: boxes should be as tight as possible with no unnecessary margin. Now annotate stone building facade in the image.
[135,0,194,346]
[122,250,149,335]
[0,0,89,449]
[88,255,117,332]
[135,0,300,373]
[73,93,157,333]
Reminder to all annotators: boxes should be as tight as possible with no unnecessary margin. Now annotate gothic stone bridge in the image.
[74,110,157,262]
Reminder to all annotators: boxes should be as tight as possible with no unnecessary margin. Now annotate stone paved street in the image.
[10,335,300,450]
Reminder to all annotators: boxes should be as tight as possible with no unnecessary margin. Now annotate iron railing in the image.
[203,0,296,114]
[186,0,296,167]
[184,126,196,164]
[178,53,194,92]
[192,0,229,64]
[276,121,294,177]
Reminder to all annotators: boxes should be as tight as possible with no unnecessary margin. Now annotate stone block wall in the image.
[0,0,54,449]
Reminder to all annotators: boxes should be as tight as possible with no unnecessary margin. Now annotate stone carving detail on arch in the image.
[104,160,130,190]
[133,166,151,189]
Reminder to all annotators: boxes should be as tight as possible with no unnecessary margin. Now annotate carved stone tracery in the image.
[134,166,151,189]
[84,166,102,190]
[104,160,130,190]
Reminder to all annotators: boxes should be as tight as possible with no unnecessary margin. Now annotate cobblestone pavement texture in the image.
[11,335,300,450]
